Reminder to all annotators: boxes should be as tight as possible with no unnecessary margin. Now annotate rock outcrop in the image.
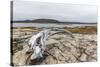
[12,30,97,66]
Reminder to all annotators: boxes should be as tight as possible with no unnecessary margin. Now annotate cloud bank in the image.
[13,1,97,22]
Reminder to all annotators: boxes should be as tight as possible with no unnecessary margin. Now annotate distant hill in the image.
[32,19,59,23]
[13,19,97,24]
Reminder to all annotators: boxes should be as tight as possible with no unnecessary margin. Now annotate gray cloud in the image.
[13,1,97,22]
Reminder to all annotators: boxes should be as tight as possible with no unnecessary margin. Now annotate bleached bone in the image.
[27,29,78,60]
[28,29,51,60]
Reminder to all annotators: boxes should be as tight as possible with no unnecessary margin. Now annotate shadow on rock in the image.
[29,53,48,65]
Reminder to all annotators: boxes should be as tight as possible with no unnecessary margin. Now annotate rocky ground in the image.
[11,28,97,66]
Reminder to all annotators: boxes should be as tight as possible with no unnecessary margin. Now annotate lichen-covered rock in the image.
[12,31,97,66]
[79,53,87,62]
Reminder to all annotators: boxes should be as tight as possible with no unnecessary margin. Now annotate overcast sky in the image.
[13,1,97,22]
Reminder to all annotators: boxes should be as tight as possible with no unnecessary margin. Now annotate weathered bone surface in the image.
[27,29,76,60]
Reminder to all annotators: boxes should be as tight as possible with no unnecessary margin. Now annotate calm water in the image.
[12,23,96,28]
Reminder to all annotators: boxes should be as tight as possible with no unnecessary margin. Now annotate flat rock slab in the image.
[12,33,97,66]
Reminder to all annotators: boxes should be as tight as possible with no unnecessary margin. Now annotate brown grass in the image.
[12,26,97,34]
[64,26,97,34]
